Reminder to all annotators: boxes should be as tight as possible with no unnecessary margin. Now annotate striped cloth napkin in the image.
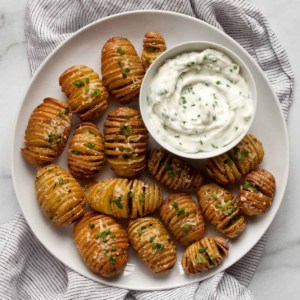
[0,0,293,299]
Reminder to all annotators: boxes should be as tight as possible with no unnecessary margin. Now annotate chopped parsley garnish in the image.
[64,107,70,114]
[139,193,145,203]
[149,237,154,242]
[124,67,130,73]
[128,192,134,198]
[89,223,95,229]
[94,233,100,239]
[85,78,90,84]
[59,178,64,185]
[138,225,147,236]
[213,115,217,121]
[48,135,53,143]
[71,149,82,155]
[199,246,208,253]
[88,129,95,135]
[181,97,187,104]
[149,46,156,53]
[233,65,238,70]
[111,197,123,209]
[47,168,53,172]
[100,230,111,241]
[84,87,89,93]
[57,112,63,117]
[165,163,174,177]
[223,157,233,166]
[242,181,258,192]
[84,142,96,149]
[151,243,164,251]
[216,80,221,85]
[117,47,125,55]
[109,256,117,265]
[211,193,218,199]
[74,80,85,87]
[197,254,204,264]
[182,224,190,231]
[94,89,101,96]
[119,125,131,137]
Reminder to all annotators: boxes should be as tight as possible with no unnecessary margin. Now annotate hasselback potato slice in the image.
[147,149,204,190]
[141,32,166,70]
[21,98,72,165]
[74,212,129,277]
[182,237,228,274]
[206,134,264,185]
[35,164,85,226]
[101,37,145,104]
[68,122,105,179]
[104,107,148,178]
[59,65,108,121]
[128,217,176,273]
[160,193,205,246]
[84,178,163,219]
[197,183,246,238]
[237,168,276,215]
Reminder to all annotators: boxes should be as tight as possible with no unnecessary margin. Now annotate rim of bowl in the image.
[139,41,257,159]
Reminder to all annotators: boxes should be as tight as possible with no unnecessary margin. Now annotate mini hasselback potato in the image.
[128,217,176,273]
[74,212,129,277]
[35,164,85,226]
[147,149,204,190]
[197,183,246,238]
[160,194,205,246]
[182,237,229,274]
[59,65,108,121]
[84,178,163,219]
[101,37,145,104]
[104,107,148,178]
[68,122,105,179]
[237,168,276,216]
[141,32,167,70]
[21,98,72,165]
[206,134,264,185]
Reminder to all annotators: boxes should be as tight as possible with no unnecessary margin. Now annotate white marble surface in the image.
[0,0,299,299]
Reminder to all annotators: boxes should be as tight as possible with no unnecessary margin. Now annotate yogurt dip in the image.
[146,48,254,153]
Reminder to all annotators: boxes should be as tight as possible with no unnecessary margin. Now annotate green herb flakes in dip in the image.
[147,49,254,153]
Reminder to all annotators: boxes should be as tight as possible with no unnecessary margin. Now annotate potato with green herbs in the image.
[35,164,85,226]
[21,98,72,165]
[104,107,148,178]
[74,212,129,277]
[160,193,205,246]
[128,217,176,273]
[237,168,276,215]
[182,237,229,274]
[197,183,246,238]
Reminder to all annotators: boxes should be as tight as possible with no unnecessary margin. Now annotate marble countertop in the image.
[0,0,299,299]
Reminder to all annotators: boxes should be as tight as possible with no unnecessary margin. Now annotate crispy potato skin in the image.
[128,217,176,273]
[68,122,105,179]
[74,212,129,277]
[101,37,145,104]
[21,98,72,165]
[104,107,148,178]
[206,134,264,185]
[147,149,204,190]
[197,183,246,238]
[59,65,108,121]
[141,32,166,70]
[35,164,85,226]
[160,193,205,246]
[84,178,163,219]
[182,237,228,274]
[237,168,276,215]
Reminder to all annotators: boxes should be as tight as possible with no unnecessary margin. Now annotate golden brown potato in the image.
[59,65,108,121]
[74,212,129,277]
[237,168,276,216]
[197,183,246,238]
[21,98,72,165]
[160,194,205,246]
[206,134,264,185]
[85,178,163,219]
[147,149,204,190]
[68,122,105,179]
[35,164,85,226]
[101,37,145,104]
[141,32,167,70]
[128,217,176,273]
[182,237,229,274]
[104,107,148,178]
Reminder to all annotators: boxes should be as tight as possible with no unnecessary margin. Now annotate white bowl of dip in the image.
[139,41,257,159]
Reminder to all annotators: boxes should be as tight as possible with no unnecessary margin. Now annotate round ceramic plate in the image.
[12,11,288,291]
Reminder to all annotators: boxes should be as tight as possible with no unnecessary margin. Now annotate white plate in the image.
[12,11,289,291]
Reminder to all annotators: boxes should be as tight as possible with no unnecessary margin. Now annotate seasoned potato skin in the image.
[101,37,145,104]
[237,168,276,215]
[206,134,264,185]
[182,237,228,274]
[197,183,246,238]
[128,217,176,273]
[74,212,129,277]
[35,164,85,226]
[59,65,108,121]
[68,122,105,179]
[141,32,166,70]
[147,149,204,190]
[104,107,148,178]
[160,193,205,246]
[21,98,72,165]
[85,178,163,219]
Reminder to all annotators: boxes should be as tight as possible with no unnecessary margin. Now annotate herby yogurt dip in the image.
[146,49,254,153]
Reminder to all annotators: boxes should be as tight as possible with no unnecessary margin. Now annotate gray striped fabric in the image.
[0,0,293,299]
